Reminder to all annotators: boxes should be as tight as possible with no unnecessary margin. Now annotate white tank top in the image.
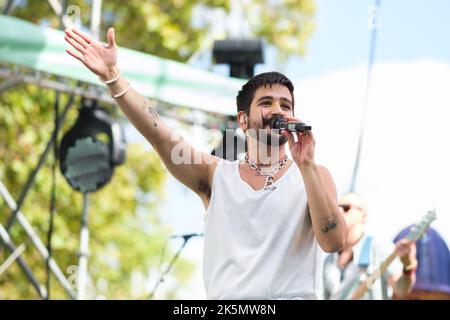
[203,159,321,300]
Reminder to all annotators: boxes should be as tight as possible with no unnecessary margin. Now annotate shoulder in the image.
[316,164,337,196]
[200,158,237,207]
[298,163,335,182]
[208,158,234,175]
[196,155,221,197]
[205,158,234,189]
[317,164,333,178]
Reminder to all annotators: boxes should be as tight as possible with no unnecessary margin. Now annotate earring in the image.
[240,116,246,124]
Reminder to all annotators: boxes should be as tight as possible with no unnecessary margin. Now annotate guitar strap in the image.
[329,236,374,300]
[358,235,373,268]
[358,235,390,300]
[358,235,373,299]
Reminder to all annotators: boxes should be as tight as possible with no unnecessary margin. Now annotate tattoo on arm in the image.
[142,99,160,127]
[321,214,339,233]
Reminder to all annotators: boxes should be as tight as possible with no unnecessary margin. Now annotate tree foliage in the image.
[244,0,315,59]
[0,84,194,299]
[10,0,314,61]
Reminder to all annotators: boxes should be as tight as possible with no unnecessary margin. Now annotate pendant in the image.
[264,176,277,191]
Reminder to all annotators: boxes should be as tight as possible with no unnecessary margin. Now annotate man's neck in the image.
[246,138,286,166]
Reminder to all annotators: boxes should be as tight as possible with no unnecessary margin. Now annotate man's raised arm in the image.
[64,27,218,203]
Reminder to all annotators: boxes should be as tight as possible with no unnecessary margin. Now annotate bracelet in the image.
[403,267,417,276]
[112,82,130,99]
[101,69,121,85]
[402,260,418,276]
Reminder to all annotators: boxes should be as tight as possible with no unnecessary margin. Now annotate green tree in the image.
[0,84,194,299]
[243,0,315,59]
[10,0,315,61]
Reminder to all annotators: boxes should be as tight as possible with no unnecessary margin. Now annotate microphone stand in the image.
[148,234,196,299]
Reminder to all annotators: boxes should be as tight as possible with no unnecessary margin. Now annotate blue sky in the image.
[260,0,450,79]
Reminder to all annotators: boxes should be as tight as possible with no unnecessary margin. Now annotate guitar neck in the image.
[348,210,436,300]
[350,250,397,300]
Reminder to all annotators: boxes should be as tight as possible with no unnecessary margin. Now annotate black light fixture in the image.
[211,39,263,159]
[212,38,264,79]
[59,98,126,193]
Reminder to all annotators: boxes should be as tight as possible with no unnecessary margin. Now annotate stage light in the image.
[59,99,126,193]
[212,38,264,79]
[211,39,263,158]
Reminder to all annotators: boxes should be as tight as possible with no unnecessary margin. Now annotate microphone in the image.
[170,233,203,240]
[269,116,311,132]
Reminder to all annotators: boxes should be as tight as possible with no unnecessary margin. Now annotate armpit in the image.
[198,177,211,199]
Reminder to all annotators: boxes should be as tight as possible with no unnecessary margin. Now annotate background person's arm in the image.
[389,239,417,298]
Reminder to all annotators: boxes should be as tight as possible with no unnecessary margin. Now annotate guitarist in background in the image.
[321,192,417,300]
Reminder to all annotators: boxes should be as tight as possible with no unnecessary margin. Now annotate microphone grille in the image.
[268,117,276,128]
[268,116,284,129]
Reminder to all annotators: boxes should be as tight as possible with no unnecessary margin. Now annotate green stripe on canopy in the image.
[0,15,244,115]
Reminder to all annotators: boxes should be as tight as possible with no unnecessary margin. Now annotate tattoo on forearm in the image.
[321,214,339,233]
[142,99,160,127]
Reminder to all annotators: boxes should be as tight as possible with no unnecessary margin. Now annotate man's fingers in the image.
[66,49,85,63]
[107,27,116,48]
[398,238,414,246]
[64,35,86,55]
[283,130,295,149]
[284,116,302,122]
[65,29,90,49]
[70,27,92,44]
[396,239,416,257]
[298,129,313,141]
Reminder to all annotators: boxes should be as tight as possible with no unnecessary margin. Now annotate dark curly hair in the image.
[236,71,295,116]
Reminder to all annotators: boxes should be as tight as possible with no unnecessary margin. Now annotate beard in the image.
[246,116,288,147]
[256,129,288,146]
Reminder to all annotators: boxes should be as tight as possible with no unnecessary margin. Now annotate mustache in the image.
[262,116,283,128]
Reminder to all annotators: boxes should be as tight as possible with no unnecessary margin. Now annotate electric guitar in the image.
[349,209,437,300]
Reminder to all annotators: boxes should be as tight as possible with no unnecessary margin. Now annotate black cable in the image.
[46,90,61,299]
[4,85,78,236]
[157,237,170,274]
[148,233,203,299]
[148,239,187,300]
[349,0,381,192]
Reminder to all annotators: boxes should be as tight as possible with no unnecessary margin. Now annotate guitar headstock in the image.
[406,209,437,241]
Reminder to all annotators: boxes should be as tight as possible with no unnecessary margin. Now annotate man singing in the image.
[64,26,346,300]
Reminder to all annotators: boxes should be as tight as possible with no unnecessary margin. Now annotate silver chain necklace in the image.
[244,154,288,191]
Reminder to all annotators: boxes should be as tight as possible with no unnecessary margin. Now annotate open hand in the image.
[64,27,118,80]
